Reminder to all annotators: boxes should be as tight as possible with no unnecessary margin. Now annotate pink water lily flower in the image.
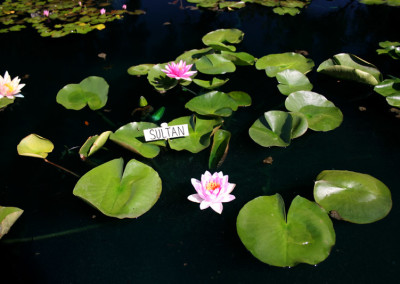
[188,171,236,214]
[43,10,49,17]
[161,60,197,81]
[0,71,25,99]
[122,4,127,10]
[100,8,106,15]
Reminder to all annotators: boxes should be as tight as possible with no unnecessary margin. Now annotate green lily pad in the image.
[168,115,223,153]
[374,78,400,107]
[209,129,231,169]
[249,111,308,147]
[314,170,392,224]
[73,158,162,219]
[276,69,313,95]
[376,41,400,60]
[272,7,300,15]
[17,134,54,159]
[285,91,343,132]
[317,53,382,85]
[0,206,23,240]
[227,91,252,106]
[256,52,314,77]
[219,1,246,8]
[175,47,213,64]
[221,51,255,66]
[237,194,335,267]
[195,54,236,75]
[185,91,239,117]
[110,122,166,159]
[79,131,112,159]
[202,28,244,51]
[127,64,155,76]
[193,77,229,89]
[147,63,178,93]
[56,76,109,110]
[0,97,15,109]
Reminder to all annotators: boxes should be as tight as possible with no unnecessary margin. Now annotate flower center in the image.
[4,83,14,94]
[206,181,220,192]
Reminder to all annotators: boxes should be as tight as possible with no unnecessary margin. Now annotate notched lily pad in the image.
[202,28,244,51]
[17,134,54,159]
[147,64,178,92]
[237,194,335,267]
[185,91,239,117]
[256,52,314,77]
[276,69,313,95]
[314,170,392,224]
[73,158,162,219]
[127,64,155,76]
[195,54,236,75]
[193,77,229,89]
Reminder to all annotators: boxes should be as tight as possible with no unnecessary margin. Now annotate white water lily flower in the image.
[0,71,25,99]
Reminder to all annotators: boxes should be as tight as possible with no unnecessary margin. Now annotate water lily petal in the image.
[221,194,236,203]
[200,200,211,210]
[188,194,203,203]
[210,202,223,214]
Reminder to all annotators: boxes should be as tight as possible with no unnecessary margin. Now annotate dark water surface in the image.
[1,0,399,282]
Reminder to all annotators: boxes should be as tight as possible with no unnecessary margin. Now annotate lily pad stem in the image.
[96,111,117,128]
[44,159,80,178]
[181,86,198,96]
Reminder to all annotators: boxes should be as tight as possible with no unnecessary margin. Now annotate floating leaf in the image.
[175,47,213,64]
[0,97,14,109]
[256,52,314,77]
[209,129,231,169]
[202,28,244,51]
[168,115,223,153]
[276,69,313,95]
[285,91,343,132]
[317,53,382,85]
[272,7,300,15]
[237,194,335,267]
[110,122,166,158]
[227,91,252,106]
[73,158,162,219]
[185,91,239,117]
[56,76,109,110]
[0,206,23,240]
[147,64,178,92]
[127,64,155,76]
[193,77,229,89]
[79,131,111,159]
[376,41,400,60]
[314,170,392,224]
[17,134,54,159]
[374,78,400,107]
[249,110,307,147]
[221,51,255,66]
[195,54,236,75]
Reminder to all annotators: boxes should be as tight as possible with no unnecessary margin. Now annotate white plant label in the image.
[143,123,189,141]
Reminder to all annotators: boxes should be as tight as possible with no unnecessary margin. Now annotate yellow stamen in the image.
[206,181,220,191]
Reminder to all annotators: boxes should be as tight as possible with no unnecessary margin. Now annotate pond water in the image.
[1,0,399,282]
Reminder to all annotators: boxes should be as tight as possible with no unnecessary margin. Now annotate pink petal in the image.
[188,194,203,203]
[221,194,235,203]
[210,202,223,214]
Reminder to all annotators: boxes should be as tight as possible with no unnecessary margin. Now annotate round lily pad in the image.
[195,54,236,75]
[202,28,244,51]
[147,64,178,92]
[237,194,335,267]
[314,170,392,224]
[276,69,313,95]
[127,64,155,76]
[17,134,54,159]
[185,91,239,117]
[73,158,162,219]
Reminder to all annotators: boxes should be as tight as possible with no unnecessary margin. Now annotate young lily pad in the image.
[249,111,308,147]
[147,64,178,92]
[193,77,229,89]
[185,91,239,117]
[209,129,231,169]
[79,131,112,159]
[195,54,236,75]
[73,158,162,219]
[276,69,313,95]
[227,91,252,106]
[56,76,109,110]
[127,64,155,76]
[202,28,244,51]
[237,194,335,267]
[0,206,23,239]
[17,134,54,159]
[168,115,223,153]
[255,52,314,77]
[285,91,343,132]
[110,122,166,159]
[374,78,400,107]
[317,53,382,85]
[314,170,392,224]
[221,51,256,66]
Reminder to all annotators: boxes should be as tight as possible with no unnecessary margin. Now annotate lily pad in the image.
[317,53,382,85]
[202,28,244,51]
[185,91,239,117]
[237,194,335,267]
[209,129,231,169]
[276,69,313,95]
[79,131,112,159]
[56,76,109,110]
[0,206,23,240]
[272,7,300,15]
[0,97,14,109]
[127,64,155,76]
[249,111,308,147]
[256,52,314,77]
[147,64,178,92]
[374,78,400,107]
[168,115,223,153]
[221,51,255,66]
[175,47,213,64]
[376,41,400,60]
[227,91,252,106]
[73,158,162,219]
[193,77,229,89]
[17,134,54,159]
[195,54,236,75]
[314,170,392,224]
[110,122,166,158]
[285,91,343,132]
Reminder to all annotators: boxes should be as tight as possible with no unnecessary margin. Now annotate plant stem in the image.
[181,86,198,96]
[96,110,117,128]
[44,159,80,178]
